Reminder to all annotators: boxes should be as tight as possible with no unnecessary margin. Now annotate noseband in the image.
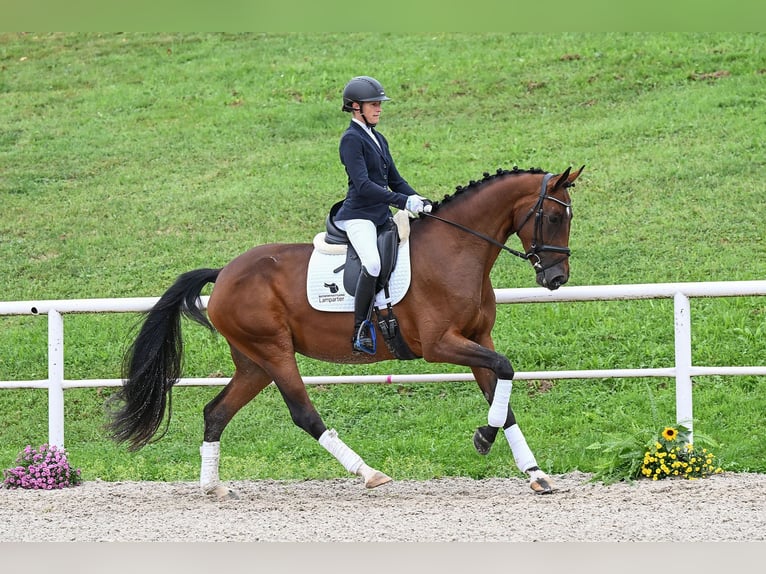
[421,173,572,271]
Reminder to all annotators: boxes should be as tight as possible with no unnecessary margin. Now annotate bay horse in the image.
[107,165,584,498]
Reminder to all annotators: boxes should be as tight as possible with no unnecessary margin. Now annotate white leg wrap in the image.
[200,441,221,493]
[487,378,513,427]
[319,429,363,475]
[504,424,538,473]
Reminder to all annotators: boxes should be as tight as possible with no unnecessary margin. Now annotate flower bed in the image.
[2,444,82,490]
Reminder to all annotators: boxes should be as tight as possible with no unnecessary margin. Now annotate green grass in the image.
[1,32,765,481]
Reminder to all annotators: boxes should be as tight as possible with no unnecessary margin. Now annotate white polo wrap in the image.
[200,441,221,492]
[487,378,513,427]
[319,428,363,475]
[504,424,538,473]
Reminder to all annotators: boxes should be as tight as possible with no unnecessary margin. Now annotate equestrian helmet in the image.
[342,76,391,112]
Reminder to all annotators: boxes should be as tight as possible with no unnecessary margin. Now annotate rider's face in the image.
[356,101,382,125]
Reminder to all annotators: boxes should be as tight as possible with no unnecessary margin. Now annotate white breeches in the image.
[335,218,381,277]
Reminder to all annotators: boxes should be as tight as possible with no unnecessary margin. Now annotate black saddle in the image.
[325,201,400,296]
[322,201,416,360]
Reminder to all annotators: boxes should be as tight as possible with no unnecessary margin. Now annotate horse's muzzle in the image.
[536,267,568,290]
[545,274,567,290]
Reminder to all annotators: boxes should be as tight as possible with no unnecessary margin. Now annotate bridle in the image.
[419,172,572,272]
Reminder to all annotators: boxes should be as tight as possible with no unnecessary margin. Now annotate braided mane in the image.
[431,166,547,211]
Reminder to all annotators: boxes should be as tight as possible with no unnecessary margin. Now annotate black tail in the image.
[107,268,221,450]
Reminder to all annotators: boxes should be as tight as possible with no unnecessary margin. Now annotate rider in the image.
[333,75,431,354]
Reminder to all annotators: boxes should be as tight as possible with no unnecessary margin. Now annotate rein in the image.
[420,173,572,270]
[420,212,530,260]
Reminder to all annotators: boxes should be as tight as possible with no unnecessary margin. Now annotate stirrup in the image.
[353,319,376,355]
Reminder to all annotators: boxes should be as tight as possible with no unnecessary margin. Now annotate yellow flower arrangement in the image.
[640,425,723,481]
[587,422,724,484]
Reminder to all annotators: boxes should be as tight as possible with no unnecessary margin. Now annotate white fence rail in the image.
[2,281,766,448]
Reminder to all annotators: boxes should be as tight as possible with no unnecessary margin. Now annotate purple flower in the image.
[3,444,82,490]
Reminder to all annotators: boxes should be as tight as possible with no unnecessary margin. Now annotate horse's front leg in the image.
[470,367,503,455]
[423,334,553,494]
[474,371,554,495]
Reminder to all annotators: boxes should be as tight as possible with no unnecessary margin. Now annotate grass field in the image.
[1,33,764,482]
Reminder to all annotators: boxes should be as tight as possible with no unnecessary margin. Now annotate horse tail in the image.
[107,268,221,451]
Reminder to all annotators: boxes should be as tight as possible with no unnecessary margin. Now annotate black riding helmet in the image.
[341,76,391,112]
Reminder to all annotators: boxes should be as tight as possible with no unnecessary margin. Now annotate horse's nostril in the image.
[548,275,567,290]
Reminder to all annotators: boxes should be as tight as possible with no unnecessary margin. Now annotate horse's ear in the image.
[569,165,585,184]
[555,165,585,190]
[553,166,572,190]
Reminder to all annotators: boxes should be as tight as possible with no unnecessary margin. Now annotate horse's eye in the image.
[547,214,561,225]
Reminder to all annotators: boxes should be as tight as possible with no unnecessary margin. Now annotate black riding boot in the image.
[352,267,378,354]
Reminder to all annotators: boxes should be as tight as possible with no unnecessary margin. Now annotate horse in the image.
[107,165,584,498]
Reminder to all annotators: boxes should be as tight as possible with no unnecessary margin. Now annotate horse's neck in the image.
[441,176,532,242]
[414,175,535,274]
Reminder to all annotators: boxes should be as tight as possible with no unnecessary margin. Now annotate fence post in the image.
[48,309,65,448]
[673,292,693,440]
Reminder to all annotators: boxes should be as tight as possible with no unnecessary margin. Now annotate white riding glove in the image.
[405,194,432,218]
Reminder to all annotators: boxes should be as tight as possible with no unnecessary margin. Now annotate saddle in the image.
[324,201,402,296]
[308,201,416,360]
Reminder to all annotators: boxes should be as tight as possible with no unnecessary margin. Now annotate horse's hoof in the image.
[528,470,554,495]
[364,471,392,489]
[473,428,493,455]
[206,484,240,500]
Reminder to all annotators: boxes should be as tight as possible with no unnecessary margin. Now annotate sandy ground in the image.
[1,471,765,542]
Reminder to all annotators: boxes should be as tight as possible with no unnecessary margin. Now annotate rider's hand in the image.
[405,194,431,217]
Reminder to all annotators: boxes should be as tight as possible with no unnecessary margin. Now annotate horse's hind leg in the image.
[199,346,273,499]
[264,351,391,489]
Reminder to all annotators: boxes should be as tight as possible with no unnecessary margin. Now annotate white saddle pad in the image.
[306,233,411,312]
